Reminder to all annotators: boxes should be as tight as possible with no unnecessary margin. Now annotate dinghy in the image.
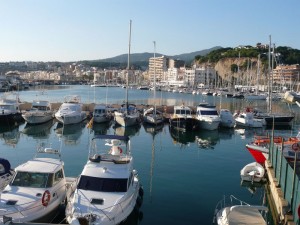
[240,162,265,183]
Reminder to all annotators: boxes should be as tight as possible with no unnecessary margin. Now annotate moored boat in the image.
[219,109,235,128]
[234,108,265,128]
[55,95,87,125]
[65,134,143,225]
[0,145,75,224]
[213,195,268,225]
[92,104,112,123]
[246,133,300,164]
[0,92,23,124]
[22,100,53,124]
[196,102,220,130]
[240,162,265,183]
[169,104,198,132]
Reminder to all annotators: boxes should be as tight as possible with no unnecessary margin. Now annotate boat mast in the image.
[126,20,132,113]
[153,41,157,118]
[268,35,272,113]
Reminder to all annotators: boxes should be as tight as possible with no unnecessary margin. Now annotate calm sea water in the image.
[1,85,300,225]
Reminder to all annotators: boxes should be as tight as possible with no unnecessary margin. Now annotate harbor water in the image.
[1,85,300,225]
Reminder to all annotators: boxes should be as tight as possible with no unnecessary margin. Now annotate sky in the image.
[0,0,299,62]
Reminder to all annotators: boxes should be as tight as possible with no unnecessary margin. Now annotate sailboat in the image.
[143,41,164,125]
[114,20,141,127]
[253,36,294,127]
[244,55,267,101]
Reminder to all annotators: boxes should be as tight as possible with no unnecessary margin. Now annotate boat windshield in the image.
[175,109,191,115]
[78,175,128,192]
[198,110,218,116]
[0,105,15,110]
[11,172,50,188]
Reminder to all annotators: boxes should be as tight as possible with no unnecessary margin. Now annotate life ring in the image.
[292,143,300,152]
[42,190,51,207]
[118,147,123,154]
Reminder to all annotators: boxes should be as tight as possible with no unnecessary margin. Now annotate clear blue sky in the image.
[1,0,299,62]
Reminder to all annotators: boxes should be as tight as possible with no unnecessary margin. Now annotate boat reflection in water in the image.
[195,130,220,149]
[113,123,141,137]
[143,122,164,137]
[0,123,21,147]
[54,122,86,145]
[21,120,54,139]
[240,180,265,196]
[169,125,197,146]
[91,121,112,135]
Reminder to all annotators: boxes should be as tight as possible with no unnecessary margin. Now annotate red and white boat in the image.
[246,133,300,164]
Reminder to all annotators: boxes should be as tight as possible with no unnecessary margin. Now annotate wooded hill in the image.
[195,46,300,68]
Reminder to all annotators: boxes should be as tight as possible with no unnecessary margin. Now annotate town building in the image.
[272,64,300,85]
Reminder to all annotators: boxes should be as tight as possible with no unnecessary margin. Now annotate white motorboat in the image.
[240,162,265,183]
[219,109,235,128]
[55,95,87,125]
[65,134,143,225]
[114,21,141,127]
[0,146,75,224]
[213,195,268,225]
[196,102,220,130]
[22,100,53,124]
[143,107,164,125]
[0,158,13,191]
[169,104,199,132]
[234,108,265,128]
[0,92,23,124]
[93,104,112,123]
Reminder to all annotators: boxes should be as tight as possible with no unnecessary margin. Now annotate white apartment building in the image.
[184,66,216,88]
[162,66,216,87]
[148,56,169,82]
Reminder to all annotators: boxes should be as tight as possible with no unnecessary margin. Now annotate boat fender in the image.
[139,187,144,197]
[118,147,123,154]
[42,190,51,207]
[0,158,11,176]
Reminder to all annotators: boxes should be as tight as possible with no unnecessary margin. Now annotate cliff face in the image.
[204,57,268,85]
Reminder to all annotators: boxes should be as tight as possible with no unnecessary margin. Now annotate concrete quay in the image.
[265,160,295,225]
[19,102,193,118]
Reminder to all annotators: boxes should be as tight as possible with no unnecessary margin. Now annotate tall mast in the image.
[268,35,272,112]
[126,20,132,112]
[153,41,156,115]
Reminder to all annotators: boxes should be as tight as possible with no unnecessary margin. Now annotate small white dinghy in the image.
[240,162,265,183]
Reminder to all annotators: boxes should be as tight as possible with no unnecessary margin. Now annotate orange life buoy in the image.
[118,147,123,154]
[42,190,51,207]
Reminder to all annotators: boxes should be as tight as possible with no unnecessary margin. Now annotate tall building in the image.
[272,64,300,84]
[148,56,169,82]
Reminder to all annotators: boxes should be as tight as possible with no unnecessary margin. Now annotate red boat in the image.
[246,134,300,164]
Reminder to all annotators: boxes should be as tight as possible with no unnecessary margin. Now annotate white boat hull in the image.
[240,162,265,183]
[114,112,140,127]
[22,111,53,124]
[198,120,220,130]
[55,112,87,125]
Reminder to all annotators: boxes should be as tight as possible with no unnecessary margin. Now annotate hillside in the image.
[82,46,222,69]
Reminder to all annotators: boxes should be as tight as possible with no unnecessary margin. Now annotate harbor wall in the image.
[266,145,300,224]
[19,102,186,114]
